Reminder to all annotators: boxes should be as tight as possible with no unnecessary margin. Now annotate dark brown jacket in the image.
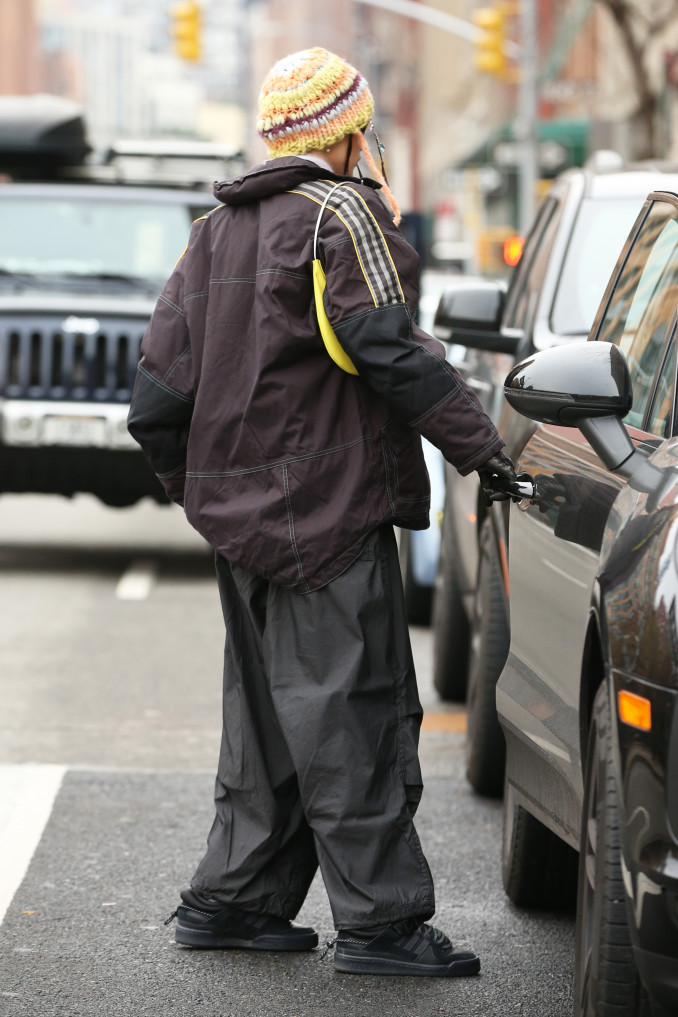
[128,157,503,592]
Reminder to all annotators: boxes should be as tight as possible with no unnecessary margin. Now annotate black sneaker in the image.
[333,918,480,976]
[166,889,318,951]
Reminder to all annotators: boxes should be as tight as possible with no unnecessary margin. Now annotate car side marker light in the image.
[618,689,652,731]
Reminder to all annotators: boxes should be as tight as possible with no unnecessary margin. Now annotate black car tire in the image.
[574,682,651,1017]
[465,517,509,796]
[502,770,578,910]
[399,527,433,627]
[431,502,469,700]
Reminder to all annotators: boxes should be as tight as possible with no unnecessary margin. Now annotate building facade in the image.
[0,0,42,94]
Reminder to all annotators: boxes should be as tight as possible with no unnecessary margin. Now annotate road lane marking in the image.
[0,764,66,925]
[115,558,157,600]
[421,712,467,733]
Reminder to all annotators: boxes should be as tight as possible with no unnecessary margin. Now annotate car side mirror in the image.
[504,340,639,475]
[433,281,519,355]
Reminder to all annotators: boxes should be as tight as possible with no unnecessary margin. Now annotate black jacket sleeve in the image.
[127,219,204,505]
[320,188,503,476]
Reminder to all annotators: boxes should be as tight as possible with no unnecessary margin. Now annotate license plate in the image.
[43,415,107,447]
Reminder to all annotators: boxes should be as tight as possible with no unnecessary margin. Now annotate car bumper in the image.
[1,398,137,450]
[613,670,678,1010]
[0,443,166,506]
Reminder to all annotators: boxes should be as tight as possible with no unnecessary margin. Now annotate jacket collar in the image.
[213,156,380,207]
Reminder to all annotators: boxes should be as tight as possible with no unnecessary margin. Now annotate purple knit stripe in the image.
[267,75,366,138]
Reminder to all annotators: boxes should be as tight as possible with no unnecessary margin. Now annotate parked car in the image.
[431,157,678,799]
[0,95,237,506]
[496,188,678,1016]
[397,269,467,625]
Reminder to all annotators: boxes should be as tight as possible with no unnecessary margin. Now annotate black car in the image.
[493,190,678,1016]
[431,159,678,799]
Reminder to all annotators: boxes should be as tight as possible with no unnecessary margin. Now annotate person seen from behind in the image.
[128,47,517,977]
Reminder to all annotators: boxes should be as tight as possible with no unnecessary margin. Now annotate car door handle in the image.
[505,473,536,502]
[485,472,535,503]
[511,477,536,499]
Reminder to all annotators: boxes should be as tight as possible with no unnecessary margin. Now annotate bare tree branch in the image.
[646,0,678,36]
[597,0,654,110]
[596,0,678,154]
[601,0,678,37]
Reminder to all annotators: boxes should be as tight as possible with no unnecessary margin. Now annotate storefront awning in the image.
[459,118,590,177]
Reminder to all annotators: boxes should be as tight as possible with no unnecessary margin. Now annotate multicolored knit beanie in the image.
[257,47,401,224]
[257,48,373,157]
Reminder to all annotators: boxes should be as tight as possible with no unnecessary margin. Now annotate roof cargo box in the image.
[0,94,90,177]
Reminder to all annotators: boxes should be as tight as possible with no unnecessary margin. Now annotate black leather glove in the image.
[477,450,518,505]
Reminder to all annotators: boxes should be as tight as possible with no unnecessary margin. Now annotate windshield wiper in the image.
[0,268,161,294]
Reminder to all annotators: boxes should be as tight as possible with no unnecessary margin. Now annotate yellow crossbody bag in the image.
[312,182,358,376]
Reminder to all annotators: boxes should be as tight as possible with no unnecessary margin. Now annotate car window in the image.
[503,197,559,330]
[0,197,207,284]
[646,334,676,437]
[597,200,678,431]
[550,198,644,336]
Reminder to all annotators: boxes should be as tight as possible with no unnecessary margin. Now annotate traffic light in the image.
[170,1,202,63]
[476,226,518,274]
[473,4,506,78]
[503,235,525,267]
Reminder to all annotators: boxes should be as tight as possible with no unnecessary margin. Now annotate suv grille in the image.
[0,318,146,401]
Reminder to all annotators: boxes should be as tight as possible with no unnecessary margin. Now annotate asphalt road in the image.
[0,494,575,1016]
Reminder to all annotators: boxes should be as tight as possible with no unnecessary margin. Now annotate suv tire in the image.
[502,770,578,910]
[431,500,469,700]
[465,517,508,796]
[398,528,432,626]
[574,682,651,1016]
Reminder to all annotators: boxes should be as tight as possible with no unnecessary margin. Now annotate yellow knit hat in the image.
[257,48,374,158]
[257,48,401,224]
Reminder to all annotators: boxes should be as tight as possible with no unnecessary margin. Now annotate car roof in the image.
[0,182,217,205]
[547,160,678,201]
[584,167,678,199]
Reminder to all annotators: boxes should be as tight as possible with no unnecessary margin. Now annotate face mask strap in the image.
[343,133,353,176]
[357,124,401,226]
[368,119,389,185]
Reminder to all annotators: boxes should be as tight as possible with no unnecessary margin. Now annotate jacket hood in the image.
[213,157,380,206]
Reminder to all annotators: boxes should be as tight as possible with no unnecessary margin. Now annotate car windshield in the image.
[0,196,211,285]
[550,197,644,336]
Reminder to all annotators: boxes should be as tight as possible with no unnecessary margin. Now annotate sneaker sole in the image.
[333,951,481,977]
[175,923,318,951]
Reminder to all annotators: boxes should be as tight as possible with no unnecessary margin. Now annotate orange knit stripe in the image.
[263,48,329,91]
[260,70,359,118]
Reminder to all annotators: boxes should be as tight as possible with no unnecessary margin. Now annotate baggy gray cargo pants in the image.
[191,525,435,930]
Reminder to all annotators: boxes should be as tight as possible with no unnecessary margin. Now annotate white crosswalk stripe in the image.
[0,764,66,925]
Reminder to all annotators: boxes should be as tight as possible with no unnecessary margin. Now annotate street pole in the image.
[517,0,538,233]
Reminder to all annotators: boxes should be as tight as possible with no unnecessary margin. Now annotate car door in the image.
[446,194,567,598]
[498,194,678,845]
